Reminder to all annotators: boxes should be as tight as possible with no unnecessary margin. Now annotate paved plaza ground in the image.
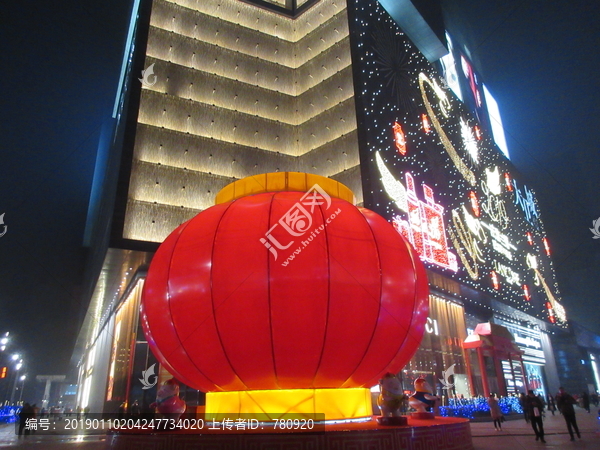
[0,407,598,449]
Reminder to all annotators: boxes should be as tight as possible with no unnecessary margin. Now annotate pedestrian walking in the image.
[556,387,581,441]
[519,392,529,423]
[591,392,598,407]
[581,391,590,413]
[18,403,35,437]
[118,402,126,419]
[131,400,141,417]
[546,394,556,416]
[524,390,545,443]
[487,393,503,431]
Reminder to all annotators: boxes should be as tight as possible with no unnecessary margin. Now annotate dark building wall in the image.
[551,330,594,395]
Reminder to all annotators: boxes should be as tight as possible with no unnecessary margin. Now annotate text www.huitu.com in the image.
[281,208,342,267]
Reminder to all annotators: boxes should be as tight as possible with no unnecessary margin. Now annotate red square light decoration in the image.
[543,237,551,256]
[421,114,431,134]
[523,284,531,301]
[469,191,480,217]
[393,121,407,155]
[546,302,556,323]
[491,271,500,290]
[504,173,513,192]
[526,232,533,245]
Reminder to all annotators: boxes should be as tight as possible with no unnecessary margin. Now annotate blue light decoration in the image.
[346,0,567,327]
[439,396,523,419]
[0,405,21,424]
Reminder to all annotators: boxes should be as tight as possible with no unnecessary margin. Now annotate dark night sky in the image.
[1,0,599,381]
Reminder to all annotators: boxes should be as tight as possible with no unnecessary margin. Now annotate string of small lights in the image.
[439,396,523,418]
[349,0,567,328]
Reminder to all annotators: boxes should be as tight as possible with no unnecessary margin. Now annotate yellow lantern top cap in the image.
[215,172,356,205]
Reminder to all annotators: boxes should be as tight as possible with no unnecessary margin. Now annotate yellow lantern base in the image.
[215,172,356,205]
[205,388,373,421]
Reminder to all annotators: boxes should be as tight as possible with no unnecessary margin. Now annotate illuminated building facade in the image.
[73,0,592,414]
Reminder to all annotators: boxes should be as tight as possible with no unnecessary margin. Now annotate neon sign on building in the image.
[352,0,567,326]
[391,172,458,272]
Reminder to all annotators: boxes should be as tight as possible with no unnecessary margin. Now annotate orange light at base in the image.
[474,125,482,140]
[206,388,372,421]
[393,122,407,155]
[0,367,6,379]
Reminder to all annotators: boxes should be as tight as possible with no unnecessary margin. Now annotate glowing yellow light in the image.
[205,388,372,421]
[215,172,356,205]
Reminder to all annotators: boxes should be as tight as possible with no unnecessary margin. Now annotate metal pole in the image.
[9,369,19,404]
[18,378,25,402]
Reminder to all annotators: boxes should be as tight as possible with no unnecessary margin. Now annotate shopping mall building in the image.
[72,0,600,413]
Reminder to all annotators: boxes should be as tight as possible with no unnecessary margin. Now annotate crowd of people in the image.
[507,387,596,442]
[482,387,598,442]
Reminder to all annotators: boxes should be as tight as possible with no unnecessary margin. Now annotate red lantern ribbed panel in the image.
[268,193,329,389]
[311,202,382,388]
[141,222,213,390]
[340,208,423,387]
[141,187,429,393]
[381,237,430,375]
[211,194,277,390]
[168,202,246,391]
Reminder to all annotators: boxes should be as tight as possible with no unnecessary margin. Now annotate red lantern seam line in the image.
[361,214,426,380]
[161,220,216,389]
[328,209,415,334]
[145,225,199,387]
[308,199,333,389]
[268,193,283,390]
[339,207,384,388]
[207,198,254,391]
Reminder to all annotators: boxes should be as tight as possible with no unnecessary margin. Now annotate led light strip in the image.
[449,208,482,280]
[418,73,476,186]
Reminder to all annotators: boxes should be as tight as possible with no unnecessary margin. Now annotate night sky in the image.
[1,0,599,383]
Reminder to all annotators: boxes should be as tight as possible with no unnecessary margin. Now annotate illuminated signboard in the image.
[348,0,566,326]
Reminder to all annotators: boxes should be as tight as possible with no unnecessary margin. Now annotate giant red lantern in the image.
[141,173,429,419]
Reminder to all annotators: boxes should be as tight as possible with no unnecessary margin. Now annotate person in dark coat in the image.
[524,390,545,443]
[546,395,556,416]
[130,400,141,417]
[18,403,35,437]
[556,387,581,441]
[581,391,590,413]
[519,392,529,423]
